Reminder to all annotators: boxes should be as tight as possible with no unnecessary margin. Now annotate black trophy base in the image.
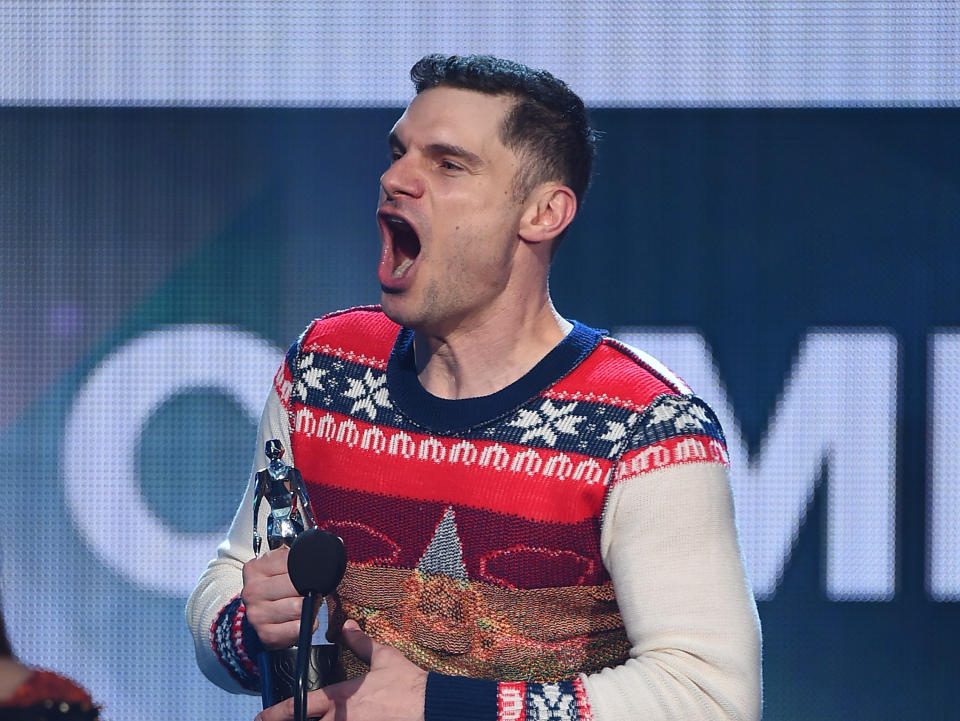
[257,644,340,712]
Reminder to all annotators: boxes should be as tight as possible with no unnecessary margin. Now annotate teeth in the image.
[392,258,414,278]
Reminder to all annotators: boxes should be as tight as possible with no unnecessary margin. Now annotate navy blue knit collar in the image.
[386,321,603,434]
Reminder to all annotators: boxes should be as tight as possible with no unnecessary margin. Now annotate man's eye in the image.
[440,160,463,171]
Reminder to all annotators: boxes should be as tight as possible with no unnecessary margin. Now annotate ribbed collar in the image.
[386,321,603,434]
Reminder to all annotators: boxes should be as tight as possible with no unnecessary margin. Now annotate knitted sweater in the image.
[186,307,761,721]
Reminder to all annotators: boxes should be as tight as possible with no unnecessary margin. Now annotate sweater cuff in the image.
[210,595,264,691]
[425,675,593,721]
[425,673,497,721]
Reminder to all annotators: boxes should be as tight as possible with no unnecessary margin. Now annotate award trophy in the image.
[252,440,345,716]
[253,438,317,556]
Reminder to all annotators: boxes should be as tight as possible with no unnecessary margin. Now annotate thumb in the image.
[340,618,376,664]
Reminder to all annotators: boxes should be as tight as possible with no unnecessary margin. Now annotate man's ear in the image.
[518,184,577,244]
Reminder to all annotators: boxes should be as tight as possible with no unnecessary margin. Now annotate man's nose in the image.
[380,155,424,199]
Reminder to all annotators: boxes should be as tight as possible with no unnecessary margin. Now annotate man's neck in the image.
[413,302,572,400]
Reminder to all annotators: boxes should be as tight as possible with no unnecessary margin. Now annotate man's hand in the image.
[241,547,315,649]
[255,619,428,721]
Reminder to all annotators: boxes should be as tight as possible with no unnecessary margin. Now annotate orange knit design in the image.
[329,564,630,681]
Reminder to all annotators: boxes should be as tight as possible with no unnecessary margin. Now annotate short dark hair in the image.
[410,54,597,207]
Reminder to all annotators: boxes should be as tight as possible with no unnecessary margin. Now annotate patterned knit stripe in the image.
[292,409,610,524]
[425,676,592,721]
[633,394,726,447]
[210,596,260,691]
[287,310,704,464]
[290,348,650,458]
[572,677,594,721]
[499,683,526,721]
[284,313,658,459]
[310,485,608,586]
[497,680,593,721]
[274,349,295,407]
[615,433,729,482]
[333,567,629,679]
[273,308,397,411]
[609,394,728,483]
[299,309,686,413]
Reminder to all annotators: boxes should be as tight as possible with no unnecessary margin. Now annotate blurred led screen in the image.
[1,3,958,721]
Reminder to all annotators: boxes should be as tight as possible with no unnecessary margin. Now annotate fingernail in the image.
[342,619,359,631]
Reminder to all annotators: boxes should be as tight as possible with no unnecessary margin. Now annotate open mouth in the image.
[384,214,421,278]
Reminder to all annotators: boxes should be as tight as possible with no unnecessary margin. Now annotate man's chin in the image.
[379,292,413,327]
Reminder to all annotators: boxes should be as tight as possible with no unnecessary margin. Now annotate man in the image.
[187,54,762,721]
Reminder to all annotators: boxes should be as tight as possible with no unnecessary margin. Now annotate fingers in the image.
[255,688,330,721]
[339,618,375,664]
[254,683,361,721]
[243,547,294,586]
[242,597,304,649]
[252,629,428,721]
[242,548,304,649]
[242,549,296,601]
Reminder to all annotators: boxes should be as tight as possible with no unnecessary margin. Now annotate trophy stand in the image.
[251,439,345,717]
[256,643,341,710]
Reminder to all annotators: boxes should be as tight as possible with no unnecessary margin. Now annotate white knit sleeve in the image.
[185,386,292,693]
[580,462,762,721]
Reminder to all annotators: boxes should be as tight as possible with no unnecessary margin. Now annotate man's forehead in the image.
[389,86,516,145]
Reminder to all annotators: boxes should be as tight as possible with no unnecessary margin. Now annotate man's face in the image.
[376,86,527,335]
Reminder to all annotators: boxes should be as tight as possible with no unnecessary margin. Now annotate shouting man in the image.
[187,54,762,721]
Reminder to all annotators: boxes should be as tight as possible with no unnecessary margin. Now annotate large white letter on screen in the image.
[615,329,897,600]
[62,325,282,597]
[929,331,960,600]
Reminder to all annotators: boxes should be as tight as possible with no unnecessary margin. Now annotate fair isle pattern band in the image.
[211,596,260,690]
[289,356,725,494]
[291,346,645,458]
[497,679,593,721]
[272,309,732,718]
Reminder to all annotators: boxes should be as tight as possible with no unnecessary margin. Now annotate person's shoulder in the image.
[598,335,694,394]
[583,338,730,477]
[0,668,99,718]
[559,332,694,410]
[296,305,400,358]
[303,304,397,337]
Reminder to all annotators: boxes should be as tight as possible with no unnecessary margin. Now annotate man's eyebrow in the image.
[387,131,484,167]
[424,142,484,167]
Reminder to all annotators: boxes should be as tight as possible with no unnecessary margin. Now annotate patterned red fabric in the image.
[276,307,727,689]
[214,306,734,720]
[204,306,740,719]
[0,668,94,709]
